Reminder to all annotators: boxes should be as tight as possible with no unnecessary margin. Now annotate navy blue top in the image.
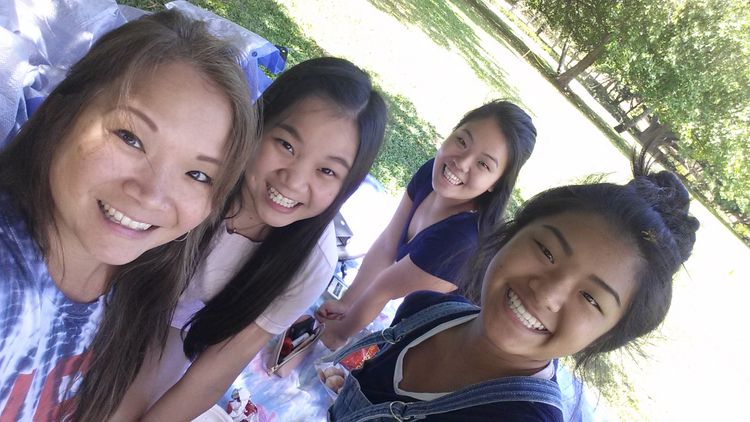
[396,159,478,285]
[352,291,563,421]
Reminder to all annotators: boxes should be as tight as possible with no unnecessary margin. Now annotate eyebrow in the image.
[197,155,223,166]
[123,106,158,132]
[462,127,475,143]
[543,224,573,256]
[482,152,499,168]
[277,123,352,171]
[590,275,622,307]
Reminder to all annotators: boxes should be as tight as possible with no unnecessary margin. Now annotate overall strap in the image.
[330,301,479,365]
[337,377,563,422]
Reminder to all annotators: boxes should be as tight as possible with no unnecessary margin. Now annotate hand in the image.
[318,365,347,394]
[316,299,349,321]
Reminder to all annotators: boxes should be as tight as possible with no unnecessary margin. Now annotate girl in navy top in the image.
[327,150,699,421]
[319,101,537,350]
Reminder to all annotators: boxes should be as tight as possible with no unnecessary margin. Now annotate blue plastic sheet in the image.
[0,0,285,147]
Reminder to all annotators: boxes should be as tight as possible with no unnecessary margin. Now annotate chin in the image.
[95,247,150,266]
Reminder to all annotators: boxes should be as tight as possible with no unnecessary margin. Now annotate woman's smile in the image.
[98,200,154,231]
[441,164,464,186]
[265,184,301,211]
[506,288,549,333]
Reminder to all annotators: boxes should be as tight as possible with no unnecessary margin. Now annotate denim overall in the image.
[327,301,563,421]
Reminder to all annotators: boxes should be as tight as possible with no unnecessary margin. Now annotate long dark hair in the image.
[0,10,258,421]
[464,149,699,365]
[455,100,537,232]
[183,57,387,358]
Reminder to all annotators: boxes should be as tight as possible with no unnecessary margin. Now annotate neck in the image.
[226,192,270,241]
[45,232,112,303]
[431,194,477,216]
[447,316,550,379]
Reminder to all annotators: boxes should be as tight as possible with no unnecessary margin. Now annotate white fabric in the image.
[392,313,555,401]
[173,221,337,335]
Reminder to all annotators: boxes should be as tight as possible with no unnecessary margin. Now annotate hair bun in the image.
[629,170,699,263]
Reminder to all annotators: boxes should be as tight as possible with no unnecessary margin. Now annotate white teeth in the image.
[267,185,299,208]
[507,290,547,331]
[442,165,463,185]
[99,201,152,231]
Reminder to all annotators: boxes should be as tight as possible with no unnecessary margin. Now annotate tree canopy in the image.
[523,0,750,237]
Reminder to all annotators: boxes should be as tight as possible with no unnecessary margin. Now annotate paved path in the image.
[276,1,749,419]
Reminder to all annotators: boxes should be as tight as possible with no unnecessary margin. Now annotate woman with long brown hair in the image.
[0,9,257,421]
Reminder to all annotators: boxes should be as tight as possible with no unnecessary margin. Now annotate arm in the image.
[138,223,335,420]
[141,323,273,422]
[320,255,456,349]
[317,191,413,322]
[110,327,191,421]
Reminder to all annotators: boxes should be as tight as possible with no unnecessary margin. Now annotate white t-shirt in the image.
[172,221,337,335]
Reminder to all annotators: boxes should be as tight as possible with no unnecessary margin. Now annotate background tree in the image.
[522,0,750,239]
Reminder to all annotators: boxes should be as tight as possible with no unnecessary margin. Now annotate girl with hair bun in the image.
[325,150,699,421]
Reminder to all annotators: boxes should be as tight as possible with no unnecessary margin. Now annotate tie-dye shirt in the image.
[0,192,104,421]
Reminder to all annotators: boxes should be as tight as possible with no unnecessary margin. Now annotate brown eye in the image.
[581,291,603,313]
[277,139,294,154]
[534,240,555,264]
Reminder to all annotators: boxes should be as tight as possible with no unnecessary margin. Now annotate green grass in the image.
[367,0,523,105]
[120,0,436,193]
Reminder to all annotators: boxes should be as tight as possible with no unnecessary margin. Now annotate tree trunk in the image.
[556,33,612,87]
[614,107,651,133]
[557,38,569,73]
[536,22,545,36]
[626,98,643,115]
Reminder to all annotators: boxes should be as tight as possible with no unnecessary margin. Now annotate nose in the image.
[123,162,171,211]
[529,275,571,313]
[453,153,472,172]
[279,164,308,193]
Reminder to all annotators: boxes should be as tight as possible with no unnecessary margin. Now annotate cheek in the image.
[476,173,501,191]
[316,183,342,209]
[563,309,617,352]
[178,192,214,230]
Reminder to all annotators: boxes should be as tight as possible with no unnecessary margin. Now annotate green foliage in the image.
[523,0,750,230]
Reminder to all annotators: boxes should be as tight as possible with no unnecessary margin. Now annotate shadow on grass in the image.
[374,92,439,193]
[120,0,438,192]
[367,0,524,105]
